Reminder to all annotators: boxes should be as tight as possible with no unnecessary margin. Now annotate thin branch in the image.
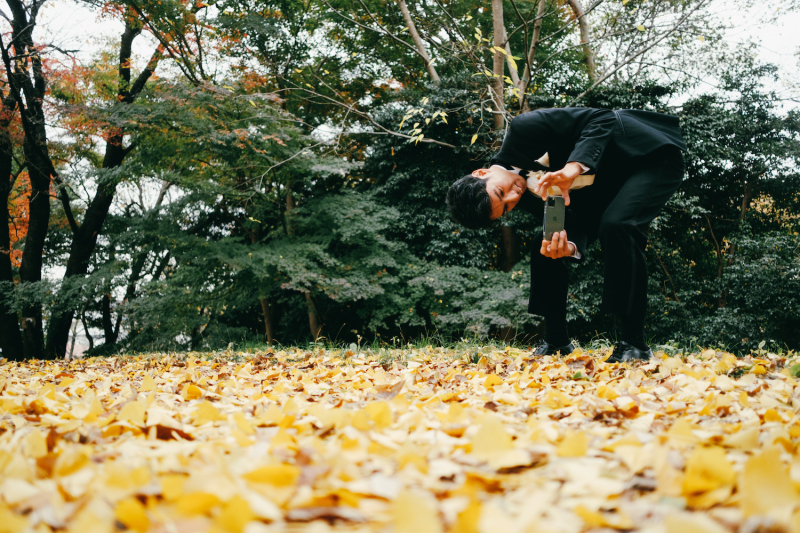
[52,175,79,234]
[320,0,424,61]
[280,81,456,148]
[569,0,710,104]
[653,247,681,303]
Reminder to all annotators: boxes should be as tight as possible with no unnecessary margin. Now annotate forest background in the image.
[0,0,798,361]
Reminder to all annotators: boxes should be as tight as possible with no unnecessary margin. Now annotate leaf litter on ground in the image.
[2,346,800,532]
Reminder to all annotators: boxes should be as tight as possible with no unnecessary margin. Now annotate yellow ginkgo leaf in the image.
[243,464,301,486]
[23,429,48,459]
[194,401,226,424]
[682,446,734,495]
[393,490,443,533]
[472,415,514,455]
[139,375,156,392]
[117,401,145,426]
[741,447,800,516]
[213,496,255,533]
[115,498,149,533]
[557,431,588,457]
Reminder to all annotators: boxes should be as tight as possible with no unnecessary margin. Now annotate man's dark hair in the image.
[446,175,492,230]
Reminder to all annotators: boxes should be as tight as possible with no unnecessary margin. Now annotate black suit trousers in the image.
[528,146,684,318]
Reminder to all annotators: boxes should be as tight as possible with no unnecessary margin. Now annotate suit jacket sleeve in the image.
[564,207,588,262]
[566,109,618,173]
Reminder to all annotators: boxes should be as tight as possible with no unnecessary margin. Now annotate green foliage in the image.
[2,0,796,360]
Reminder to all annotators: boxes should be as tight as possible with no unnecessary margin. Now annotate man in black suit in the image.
[445,107,686,363]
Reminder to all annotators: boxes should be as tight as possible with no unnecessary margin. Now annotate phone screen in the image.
[543,196,565,240]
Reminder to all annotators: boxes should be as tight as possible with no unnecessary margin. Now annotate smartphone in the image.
[543,196,565,241]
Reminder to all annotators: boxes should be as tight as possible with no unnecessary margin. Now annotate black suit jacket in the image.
[491,107,686,260]
[491,107,685,174]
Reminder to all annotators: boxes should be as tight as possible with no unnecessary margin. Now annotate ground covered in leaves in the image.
[2,346,800,533]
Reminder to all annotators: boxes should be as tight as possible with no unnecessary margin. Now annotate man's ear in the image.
[471,168,489,178]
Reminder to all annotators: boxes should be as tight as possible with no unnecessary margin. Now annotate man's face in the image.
[472,167,527,220]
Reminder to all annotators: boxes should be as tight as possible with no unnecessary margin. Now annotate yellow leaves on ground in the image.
[393,491,443,533]
[243,464,301,486]
[176,491,221,515]
[22,428,47,458]
[117,400,145,426]
[472,414,513,454]
[2,347,800,532]
[214,495,255,533]
[683,446,734,494]
[556,430,588,457]
[115,498,149,532]
[194,400,227,424]
[741,446,800,517]
[138,374,156,392]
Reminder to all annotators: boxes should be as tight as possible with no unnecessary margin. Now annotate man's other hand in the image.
[541,230,576,259]
[533,162,582,206]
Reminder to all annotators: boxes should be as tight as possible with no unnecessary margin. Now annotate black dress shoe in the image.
[533,341,575,356]
[607,341,654,363]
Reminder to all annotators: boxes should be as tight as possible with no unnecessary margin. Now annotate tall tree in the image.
[44,12,164,359]
[0,80,23,360]
[1,0,59,359]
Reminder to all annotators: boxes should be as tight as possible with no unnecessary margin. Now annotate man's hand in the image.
[541,230,576,259]
[533,161,583,206]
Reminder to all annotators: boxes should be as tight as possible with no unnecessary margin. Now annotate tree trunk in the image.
[725,181,753,268]
[519,0,547,110]
[284,181,323,341]
[45,141,123,358]
[81,309,94,352]
[491,3,520,279]
[18,139,51,360]
[0,95,23,361]
[246,223,276,345]
[68,319,78,360]
[565,0,597,81]
[491,0,506,130]
[2,0,56,359]
[718,181,754,309]
[395,0,440,82]
[305,292,322,342]
[102,293,115,343]
[260,298,274,344]
[499,225,520,272]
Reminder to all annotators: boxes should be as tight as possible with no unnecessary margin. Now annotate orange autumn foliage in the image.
[7,171,29,268]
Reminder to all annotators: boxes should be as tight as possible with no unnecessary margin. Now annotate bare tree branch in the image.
[395,0,440,82]
[565,0,597,81]
[570,0,710,104]
[491,0,506,130]
[319,0,426,64]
